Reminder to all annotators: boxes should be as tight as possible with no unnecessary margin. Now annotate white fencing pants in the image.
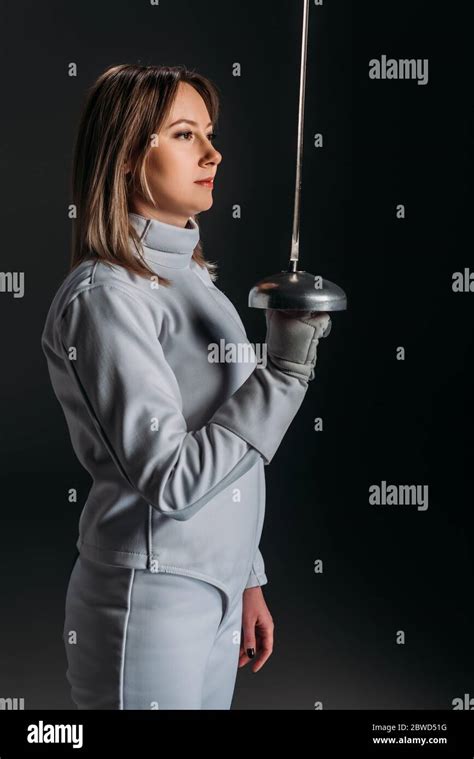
[63,555,244,709]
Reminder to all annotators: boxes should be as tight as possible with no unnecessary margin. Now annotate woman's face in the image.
[129,82,222,227]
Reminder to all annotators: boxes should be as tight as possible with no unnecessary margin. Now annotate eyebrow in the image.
[166,119,213,130]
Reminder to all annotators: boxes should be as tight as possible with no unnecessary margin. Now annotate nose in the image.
[201,144,222,170]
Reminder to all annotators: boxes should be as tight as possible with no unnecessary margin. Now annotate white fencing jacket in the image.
[41,213,311,599]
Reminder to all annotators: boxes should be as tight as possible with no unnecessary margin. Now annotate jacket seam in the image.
[77,539,232,596]
[79,539,149,557]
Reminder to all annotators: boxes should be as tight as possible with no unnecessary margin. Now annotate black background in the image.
[0,0,472,709]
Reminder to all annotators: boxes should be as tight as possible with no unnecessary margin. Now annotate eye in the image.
[175,131,219,143]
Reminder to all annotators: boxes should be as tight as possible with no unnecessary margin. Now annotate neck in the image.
[128,211,200,271]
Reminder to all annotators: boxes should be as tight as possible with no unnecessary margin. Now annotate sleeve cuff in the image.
[245,569,268,589]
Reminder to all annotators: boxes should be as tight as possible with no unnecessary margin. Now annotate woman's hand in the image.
[239,586,274,673]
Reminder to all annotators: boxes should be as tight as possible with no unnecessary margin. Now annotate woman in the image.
[41,63,331,710]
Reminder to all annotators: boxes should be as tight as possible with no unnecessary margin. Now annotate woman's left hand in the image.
[238,586,274,672]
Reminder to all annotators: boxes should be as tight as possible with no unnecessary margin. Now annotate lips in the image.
[195,177,215,187]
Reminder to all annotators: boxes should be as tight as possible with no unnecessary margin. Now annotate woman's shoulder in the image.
[66,258,161,304]
[42,259,164,344]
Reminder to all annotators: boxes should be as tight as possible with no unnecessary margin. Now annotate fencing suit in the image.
[41,212,312,708]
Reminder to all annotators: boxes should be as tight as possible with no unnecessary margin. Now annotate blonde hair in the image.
[69,63,220,287]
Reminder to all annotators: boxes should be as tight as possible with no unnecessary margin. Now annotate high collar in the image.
[129,212,200,270]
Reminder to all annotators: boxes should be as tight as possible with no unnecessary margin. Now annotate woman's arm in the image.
[58,283,318,521]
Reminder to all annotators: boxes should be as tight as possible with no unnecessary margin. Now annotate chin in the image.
[202,200,214,213]
[194,198,214,214]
